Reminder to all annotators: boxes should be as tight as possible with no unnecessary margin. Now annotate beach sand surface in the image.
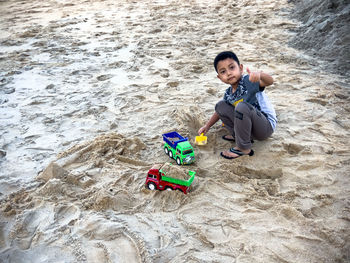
[0,0,349,262]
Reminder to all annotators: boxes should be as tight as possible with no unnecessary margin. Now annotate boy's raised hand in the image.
[246,67,261,83]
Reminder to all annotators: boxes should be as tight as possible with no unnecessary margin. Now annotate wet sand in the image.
[0,0,349,262]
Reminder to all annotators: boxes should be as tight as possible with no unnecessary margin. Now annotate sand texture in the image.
[289,0,350,74]
[1,0,350,262]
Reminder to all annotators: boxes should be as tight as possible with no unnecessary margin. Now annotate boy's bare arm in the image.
[259,72,274,87]
[198,112,220,135]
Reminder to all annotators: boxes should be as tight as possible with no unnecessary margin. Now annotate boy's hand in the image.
[198,126,209,136]
[246,67,261,83]
[247,67,274,87]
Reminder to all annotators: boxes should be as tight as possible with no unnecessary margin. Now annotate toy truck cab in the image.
[145,163,195,194]
[162,131,195,165]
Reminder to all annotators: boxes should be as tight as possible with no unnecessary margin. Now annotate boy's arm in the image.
[198,112,220,135]
[247,67,274,87]
[259,72,274,87]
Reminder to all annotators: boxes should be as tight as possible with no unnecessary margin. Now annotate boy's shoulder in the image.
[241,74,250,84]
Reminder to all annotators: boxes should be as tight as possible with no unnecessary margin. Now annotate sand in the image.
[289,0,350,75]
[159,163,191,181]
[1,0,350,262]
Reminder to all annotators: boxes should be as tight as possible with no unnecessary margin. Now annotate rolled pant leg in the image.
[215,100,235,136]
[234,102,273,149]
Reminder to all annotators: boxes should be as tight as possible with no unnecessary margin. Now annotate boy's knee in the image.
[235,102,252,113]
[234,102,252,120]
[215,100,230,115]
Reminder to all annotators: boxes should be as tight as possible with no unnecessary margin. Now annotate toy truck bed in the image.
[161,170,195,187]
[162,131,188,148]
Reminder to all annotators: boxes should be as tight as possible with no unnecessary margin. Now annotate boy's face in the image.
[216,58,243,86]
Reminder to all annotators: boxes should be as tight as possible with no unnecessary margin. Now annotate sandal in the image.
[222,135,235,142]
[220,148,254,159]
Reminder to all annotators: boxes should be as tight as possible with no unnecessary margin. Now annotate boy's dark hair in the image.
[214,51,240,72]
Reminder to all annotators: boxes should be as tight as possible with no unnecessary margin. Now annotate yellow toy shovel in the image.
[195,133,207,145]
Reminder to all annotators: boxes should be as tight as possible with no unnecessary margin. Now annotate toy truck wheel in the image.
[147,182,157,191]
[168,150,173,158]
[176,157,181,165]
[164,147,169,155]
[165,186,173,191]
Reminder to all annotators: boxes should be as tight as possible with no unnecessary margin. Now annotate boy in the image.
[198,51,277,159]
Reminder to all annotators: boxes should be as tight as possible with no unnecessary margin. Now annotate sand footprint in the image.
[54,204,80,226]
[74,216,150,262]
[9,206,54,249]
[282,142,305,155]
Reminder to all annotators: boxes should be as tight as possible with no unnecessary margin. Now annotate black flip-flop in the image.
[220,148,254,159]
[222,135,235,142]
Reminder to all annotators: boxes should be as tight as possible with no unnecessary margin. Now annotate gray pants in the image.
[215,100,273,150]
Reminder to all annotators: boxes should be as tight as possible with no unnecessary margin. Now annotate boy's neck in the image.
[231,75,242,92]
[231,82,238,91]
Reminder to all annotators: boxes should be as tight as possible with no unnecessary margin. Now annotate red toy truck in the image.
[145,163,195,194]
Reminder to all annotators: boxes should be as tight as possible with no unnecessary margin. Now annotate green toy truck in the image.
[162,131,195,165]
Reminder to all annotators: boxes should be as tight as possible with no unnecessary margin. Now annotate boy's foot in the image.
[220,148,254,159]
